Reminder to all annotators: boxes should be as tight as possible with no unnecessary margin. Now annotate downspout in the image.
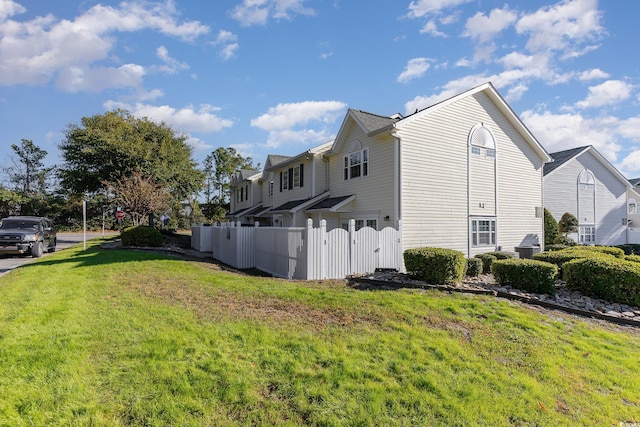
[467,136,471,257]
[388,125,401,229]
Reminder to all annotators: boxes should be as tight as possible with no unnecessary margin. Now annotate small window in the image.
[268,181,274,198]
[486,149,496,158]
[630,199,637,214]
[283,171,289,190]
[354,218,377,231]
[344,148,369,180]
[293,166,300,188]
[471,218,496,247]
[580,225,596,243]
[471,146,481,156]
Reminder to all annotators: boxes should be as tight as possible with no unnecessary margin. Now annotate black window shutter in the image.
[279,172,283,192]
[300,164,304,187]
[288,168,293,189]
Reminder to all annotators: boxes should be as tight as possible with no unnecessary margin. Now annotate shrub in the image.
[492,259,558,294]
[558,212,579,235]
[121,226,164,247]
[404,247,466,285]
[466,258,483,277]
[474,253,497,274]
[553,235,577,246]
[493,251,515,260]
[625,254,640,264]
[543,208,558,250]
[562,245,625,259]
[563,257,640,307]
[533,250,603,279]
[546,244,569,252]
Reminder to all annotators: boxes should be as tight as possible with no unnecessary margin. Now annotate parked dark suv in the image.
[0,216,56,258]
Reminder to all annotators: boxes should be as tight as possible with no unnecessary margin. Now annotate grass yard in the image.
[0,240,639,426]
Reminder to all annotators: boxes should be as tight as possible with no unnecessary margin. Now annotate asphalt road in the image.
[0,231,119,276]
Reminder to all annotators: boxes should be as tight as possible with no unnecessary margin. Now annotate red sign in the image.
[116,210,125,219]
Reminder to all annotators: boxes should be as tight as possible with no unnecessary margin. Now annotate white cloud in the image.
[575,80,633,109]
[104,101,234,134]
[397,58,431,83]
[520,109,630,163]
[251,100,346,148]
[463,7,517,44]
[155,45,189,74]
[230,0,315,27]
[578,68,609,81]
[419,19,446,37]
[212,30,239,60]
[0,1,208,90]
[0,0,25,21]
[619,150,640,177]
[406,0,473,19]
[515,0,603,57]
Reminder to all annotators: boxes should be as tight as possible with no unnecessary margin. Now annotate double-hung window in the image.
[471,218,496,247]
[280,164,304,191]
[579,226,596,244]
[344,148,368,180]
[268,181,274,198]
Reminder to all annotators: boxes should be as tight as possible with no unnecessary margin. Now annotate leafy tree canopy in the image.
[59,110,204,202]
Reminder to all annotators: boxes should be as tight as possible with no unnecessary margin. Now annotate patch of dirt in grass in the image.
[120,275,385,331]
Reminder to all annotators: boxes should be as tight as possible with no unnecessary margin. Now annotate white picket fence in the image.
[191,219,403,280]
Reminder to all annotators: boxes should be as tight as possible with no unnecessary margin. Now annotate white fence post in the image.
[320,219,327,280]
[348,219,356,276]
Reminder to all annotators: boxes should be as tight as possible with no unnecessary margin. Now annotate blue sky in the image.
[2,0,640,180]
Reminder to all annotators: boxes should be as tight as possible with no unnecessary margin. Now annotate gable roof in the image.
[329,82,551,163]
[263,154,292,172]
[543,146,589,176]
[629,178,640,187]
[393,82,551,163]
[544,145,632,189]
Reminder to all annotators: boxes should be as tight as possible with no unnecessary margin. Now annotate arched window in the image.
[578,169,595,188]
[577,169,596,243]
[630,198,638,214]
[469,123,496,158]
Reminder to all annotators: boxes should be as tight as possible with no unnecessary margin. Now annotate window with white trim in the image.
[629,198,637,214]
[355,218,377,231]
[579,225,596,244]
[268,181,274,198]
[469,124,496,159]
[471,218,496,247]
[344,148,369,180]
[280,164,304,191]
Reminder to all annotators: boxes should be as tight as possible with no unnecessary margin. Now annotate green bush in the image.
[493,251,515,260]
[492,259,558,294]
[625,254,640,264]
[546,244,569,252]
[404,247,466,285]
[533,250,602,279]
[562,245,625,259]
[121,226,164,247]
[543,208,558,250]
[553,235,577,246]
[563,257,640,307]
[466,258,483,277]
[474,253,497,274]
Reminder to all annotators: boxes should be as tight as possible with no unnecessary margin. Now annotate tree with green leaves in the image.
[543,208,558,249]
[201,147,256,220]
[59,110,204,225]
[555,212,578,246]
[2,139,56,216]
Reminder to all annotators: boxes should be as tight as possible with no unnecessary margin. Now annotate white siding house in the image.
[226,82,551,258]
[310,82,551,256]
[544,145,632,246]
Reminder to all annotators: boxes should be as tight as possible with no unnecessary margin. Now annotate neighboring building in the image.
[227,169,262,224]
[229,83,551,257]
[624,178,640,243]
[543,145,632,246]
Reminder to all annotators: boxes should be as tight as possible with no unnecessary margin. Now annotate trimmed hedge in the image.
[625,254,640,264]
[121,226,164,247]
[404,247,466,285]
[546,244,569,252]
[563,257,640,307]
[492,259,558,295]
[474,253,497,274]
[493,251,515,260]
[561,245,625,259]
[533,250,613,279]
[466,258,483,277]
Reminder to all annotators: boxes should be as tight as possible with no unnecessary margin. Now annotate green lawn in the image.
[0,240,639,426]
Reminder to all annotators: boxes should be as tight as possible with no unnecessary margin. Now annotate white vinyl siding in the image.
[325,121,395,228]
[399,91,545,256]
[544,149,628,246]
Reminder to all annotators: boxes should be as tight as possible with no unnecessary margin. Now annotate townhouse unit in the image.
[543,145,632,246]
[229,82,552,257]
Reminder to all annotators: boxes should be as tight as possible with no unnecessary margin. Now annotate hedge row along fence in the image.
[404,245,640,306]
